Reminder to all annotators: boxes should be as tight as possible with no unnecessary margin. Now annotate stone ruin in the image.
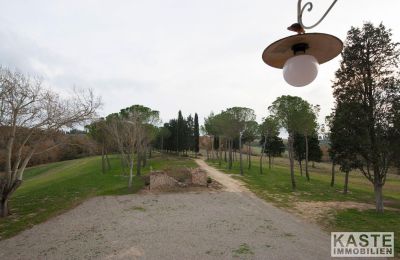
[148,168,207,190]
[190,168,208,186]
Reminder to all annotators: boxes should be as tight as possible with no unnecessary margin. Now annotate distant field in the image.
[0,153,196,239]
[206,156,400,256]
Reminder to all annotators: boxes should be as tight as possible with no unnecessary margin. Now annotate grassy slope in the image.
[207,158,400,255]
[0,153,196,239]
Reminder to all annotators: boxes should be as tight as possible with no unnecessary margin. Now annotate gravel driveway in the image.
[0,159,332,260]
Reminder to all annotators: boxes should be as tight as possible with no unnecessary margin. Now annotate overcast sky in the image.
[1,0,400,127]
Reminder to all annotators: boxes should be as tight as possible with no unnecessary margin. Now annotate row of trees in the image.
[83,22,400,215]
[203,104,322,178]
[86,105,160,188]
[86,109,201,188]
[0,67,101,217]
[268,96,321,188]
[202,23,399,215]
[153,111,200,155]
[203,107,258,175]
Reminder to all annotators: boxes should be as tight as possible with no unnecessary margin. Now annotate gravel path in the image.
[0,160,332,260]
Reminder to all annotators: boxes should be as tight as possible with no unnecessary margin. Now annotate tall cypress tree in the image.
[177,110,184,153]
[194,113,200,153]
[186,114,194,152]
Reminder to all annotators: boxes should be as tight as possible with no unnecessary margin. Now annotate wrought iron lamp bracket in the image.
[297,0,338,30]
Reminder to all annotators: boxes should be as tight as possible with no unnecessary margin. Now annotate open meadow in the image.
[0,153,196,240]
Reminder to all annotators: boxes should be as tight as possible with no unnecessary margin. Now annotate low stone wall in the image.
[191,168,207,186]
[149,168,208,190]
[149,171,178,190]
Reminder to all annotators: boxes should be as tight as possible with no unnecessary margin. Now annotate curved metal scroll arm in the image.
[297,0,338,30]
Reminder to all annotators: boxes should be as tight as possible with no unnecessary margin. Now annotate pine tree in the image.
[332,22,400,212]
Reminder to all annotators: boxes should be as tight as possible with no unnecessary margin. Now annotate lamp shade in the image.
[262,33,343,68]
[283,54,319,87]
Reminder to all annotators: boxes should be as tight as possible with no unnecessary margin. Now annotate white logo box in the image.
[331,232,394,257]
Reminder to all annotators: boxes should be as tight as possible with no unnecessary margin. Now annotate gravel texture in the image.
[0,160,332,260]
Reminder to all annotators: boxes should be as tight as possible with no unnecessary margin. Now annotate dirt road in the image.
[0,159,332,259]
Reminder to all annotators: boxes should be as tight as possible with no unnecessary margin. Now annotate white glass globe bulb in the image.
[283,54,319,87]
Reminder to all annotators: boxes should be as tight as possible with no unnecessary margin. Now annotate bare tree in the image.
[105,105,159,188]
[0,68,101,217]
[105,114,129,174]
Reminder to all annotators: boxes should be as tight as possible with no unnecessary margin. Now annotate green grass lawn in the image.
[206,158,400,256]
[0,153,196,240]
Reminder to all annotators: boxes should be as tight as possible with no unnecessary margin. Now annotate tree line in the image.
[86,108,201,188]
[202,100,322,182]
[86,105,160,188]
[153,111,200,155]
[0,129,98,168]
[210,23,399,214]
[201,22,400,214]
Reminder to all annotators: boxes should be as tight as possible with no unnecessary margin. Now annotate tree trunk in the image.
[343,171,349,194]
[239,135,243,175]
[0,197,9,218]
[249,145,251,169]
[142,150,147,168]
[128,158,134,189]
[210,136,214,160]
[136,152,142,176]
[101,143,106,174]
[120,155,126,175]
[224,140,227,162]
[228,140,233,170]
[374,183,384,213]
[305,135,310,181]
[330,161,335,187]
[260,139,266,174]
[1,180,22,217]
[161,136,164,152]
[218,138,222,166]
[248,145,251,169]
[288,133,296,190]
[105,152,111,170]
[268,155,272,169]
[299,160,303,176]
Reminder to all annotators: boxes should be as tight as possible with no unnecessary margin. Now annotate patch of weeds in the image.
[283,232,295,237]
[232,243,254,257]
[205,249,224,256]
[255,224,276,233]
[129,206,146,211]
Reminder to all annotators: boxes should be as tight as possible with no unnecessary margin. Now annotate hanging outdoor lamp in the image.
[262,0,343,87]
